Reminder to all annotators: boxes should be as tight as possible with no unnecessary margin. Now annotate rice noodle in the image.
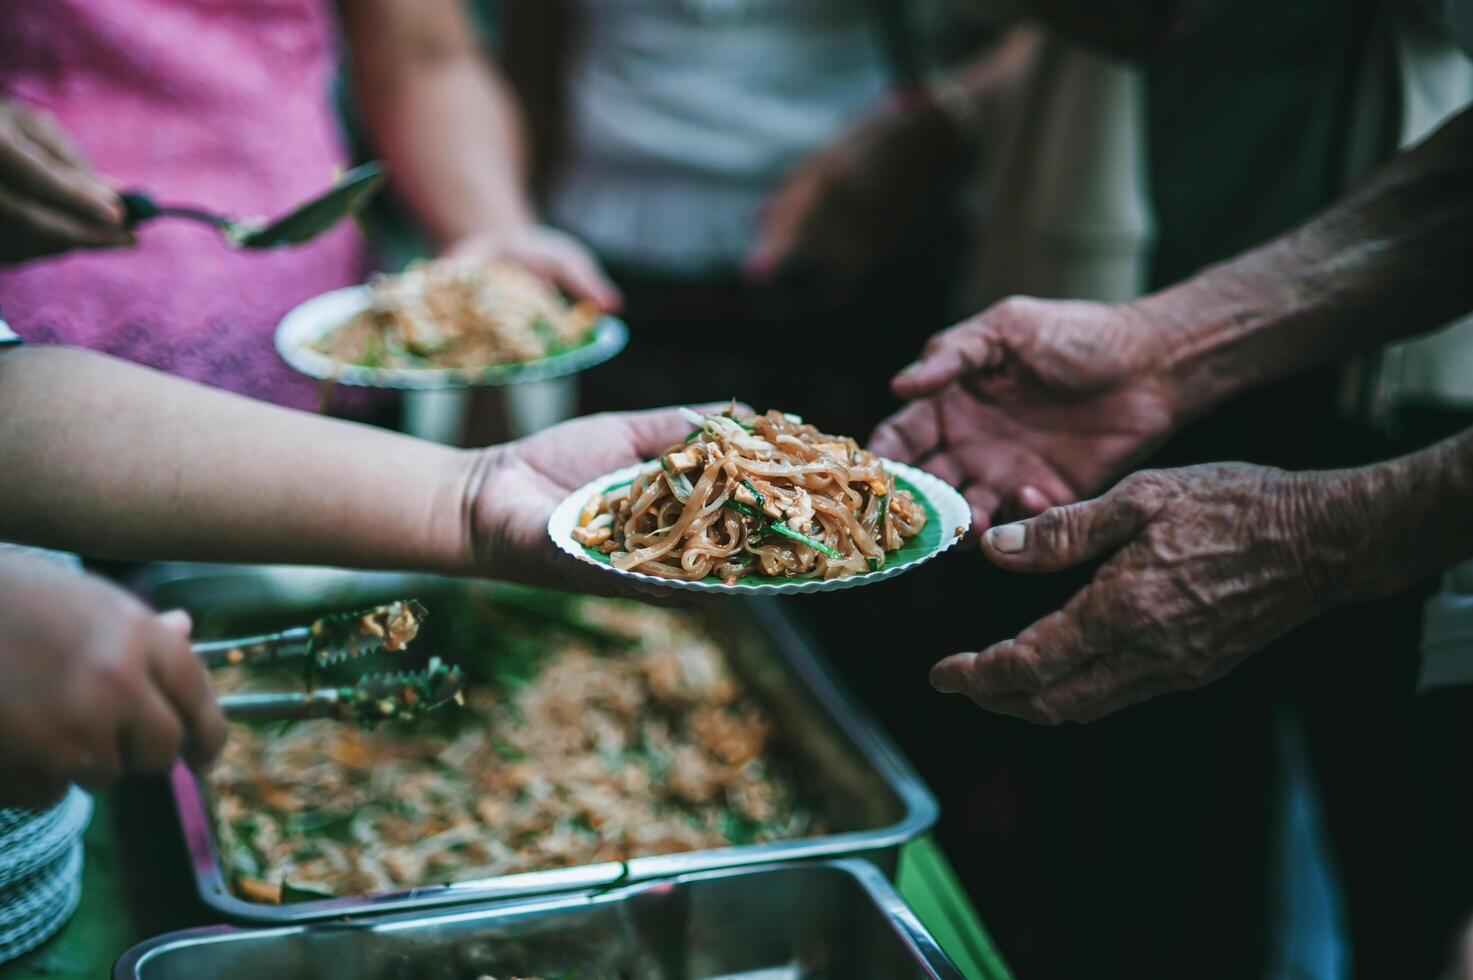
[586,408,928,584]
[315,257,599,370]
[208,595,821,903]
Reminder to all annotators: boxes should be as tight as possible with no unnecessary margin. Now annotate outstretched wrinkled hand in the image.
[929,464,1333,724]
[871,296,1180,530]
[466,407,698,594]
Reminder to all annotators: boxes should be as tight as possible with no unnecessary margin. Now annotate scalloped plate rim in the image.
[275,283,628,390]
[547,459,971,596]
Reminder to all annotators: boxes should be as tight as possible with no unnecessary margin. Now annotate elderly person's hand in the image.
[0,553,227,808]
[447,225,622,313]
[0,100,131,264]
[465,407,696,592]
[928,463,1336,724]
[871,296,1180,529]
[930,426,1473,723]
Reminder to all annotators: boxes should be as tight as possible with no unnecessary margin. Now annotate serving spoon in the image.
[117,161,385,250]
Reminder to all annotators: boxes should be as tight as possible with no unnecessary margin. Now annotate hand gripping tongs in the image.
[193,600,466,724]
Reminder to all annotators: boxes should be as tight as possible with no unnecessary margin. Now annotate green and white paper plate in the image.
[548,459,971,596]
[276,284,627,390]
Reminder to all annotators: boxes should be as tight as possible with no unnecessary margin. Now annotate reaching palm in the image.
[468,408,691,592]
[871,297,1180,530]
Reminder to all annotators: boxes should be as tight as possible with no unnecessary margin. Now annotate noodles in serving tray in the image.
[573,407,928,583]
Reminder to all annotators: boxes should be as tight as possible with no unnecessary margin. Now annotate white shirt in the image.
[547,0,936,276]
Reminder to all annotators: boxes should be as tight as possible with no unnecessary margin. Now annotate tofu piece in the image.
[664,449,701,473]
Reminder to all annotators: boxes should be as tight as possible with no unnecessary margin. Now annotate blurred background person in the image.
[0,0,615,420]
[438,0,985,437]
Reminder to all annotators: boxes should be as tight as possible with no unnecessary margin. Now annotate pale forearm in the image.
[1138,105,1473,418]
[0,347,479,573]
[341,0,534,246]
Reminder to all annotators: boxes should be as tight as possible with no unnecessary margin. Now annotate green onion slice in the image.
[725,500,841,560]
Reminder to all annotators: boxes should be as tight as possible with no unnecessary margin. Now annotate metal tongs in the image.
[194,600,466,724]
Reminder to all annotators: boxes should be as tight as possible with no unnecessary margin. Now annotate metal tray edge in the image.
[113,859,966,980]
[143,565,938,924]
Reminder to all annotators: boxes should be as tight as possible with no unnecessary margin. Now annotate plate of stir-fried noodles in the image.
[549,407,971,595]
[276,257,627,389]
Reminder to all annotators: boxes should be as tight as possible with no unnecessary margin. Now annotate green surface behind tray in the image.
[0,789,1011,980]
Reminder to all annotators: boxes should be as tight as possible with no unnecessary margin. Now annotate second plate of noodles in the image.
[548,408,972,595]
[275,259,628,389]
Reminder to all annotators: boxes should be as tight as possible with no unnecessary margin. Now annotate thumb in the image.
[892,320,1004,398]
[980,488,1148,572]
[621,402,751,458]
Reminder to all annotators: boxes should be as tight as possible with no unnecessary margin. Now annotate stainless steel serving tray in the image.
[133,564,937,924]
[115,859,964,980]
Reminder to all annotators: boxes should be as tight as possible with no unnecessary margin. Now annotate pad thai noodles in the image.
[208,594,819,903]
[573,407,928,583]
[315,258,599,370]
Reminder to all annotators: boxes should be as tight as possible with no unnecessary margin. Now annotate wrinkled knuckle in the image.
[990,295,1030,322]
[1002,645,1046,692]
[1033,509,1077,559]
[991,295,1048,337]
[1115,469,1153,499]
[1114,472,1167,519]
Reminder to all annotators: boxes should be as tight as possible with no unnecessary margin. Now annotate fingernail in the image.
[986,524,1026,553]
[156,608,192,634]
